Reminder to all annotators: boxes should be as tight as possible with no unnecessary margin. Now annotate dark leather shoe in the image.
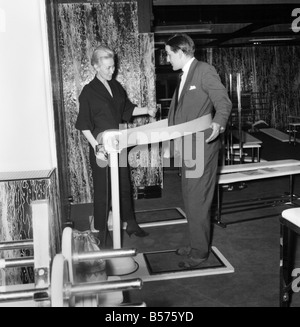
[126,228,149,238]
[126,224,149,238]
[175,246,192,256]
[178,255,209,269]
[94,230,113,249]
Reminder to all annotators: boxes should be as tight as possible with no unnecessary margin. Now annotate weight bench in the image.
[215,159,300,228]
[228,130,263,163]
[226,143,261,163]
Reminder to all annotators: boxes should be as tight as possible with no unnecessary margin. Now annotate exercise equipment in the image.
[260,128,290,142]
[225,73,245,165]
[0,201,145,307]
[99,115,234,281]
[61,227,139,284]
[0,200,51,292]
[230,130,262,163]
[0,240,34,271]
[0,240,33,251]
[0,200,51,306]
[100,114,213,249]
[280,208,300,307]
[215,159,300,227]
[50,253,143,308]
[0,252,143,307]
[237,73,243,164]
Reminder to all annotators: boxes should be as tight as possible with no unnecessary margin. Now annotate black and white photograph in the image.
[0,0,300,310]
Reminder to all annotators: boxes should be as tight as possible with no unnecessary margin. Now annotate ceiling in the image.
[152,1,300,49]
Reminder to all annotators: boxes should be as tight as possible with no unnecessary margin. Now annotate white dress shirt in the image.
[178,57,195,100]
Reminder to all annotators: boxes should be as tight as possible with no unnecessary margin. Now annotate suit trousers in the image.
[181,129,220,257]
[89,147,136,231]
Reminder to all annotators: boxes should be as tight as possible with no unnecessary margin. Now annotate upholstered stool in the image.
[280,208,300,307]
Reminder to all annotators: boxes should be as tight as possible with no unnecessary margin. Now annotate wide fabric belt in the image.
[100,113,212,152]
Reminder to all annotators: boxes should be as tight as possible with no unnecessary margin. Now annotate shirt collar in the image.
[96,74,110,85]
[182,57,195,76]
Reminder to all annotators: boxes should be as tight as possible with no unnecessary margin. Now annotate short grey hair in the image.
[91,45,115,66]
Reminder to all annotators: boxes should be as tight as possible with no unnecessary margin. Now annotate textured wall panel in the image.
[57,1,161,203]
[212,46,300,129]
[0,170,61,286]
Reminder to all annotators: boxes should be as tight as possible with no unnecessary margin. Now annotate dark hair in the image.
[166,34,195,57]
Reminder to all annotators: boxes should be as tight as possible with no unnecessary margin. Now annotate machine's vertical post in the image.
[237,73,243,164]
[31,200,51,301]
[110,152,122,249]
[228,73,233,165]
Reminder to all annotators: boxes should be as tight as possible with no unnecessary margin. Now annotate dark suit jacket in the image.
[168,59,232,129]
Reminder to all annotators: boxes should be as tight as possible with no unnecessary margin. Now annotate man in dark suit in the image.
[165,34,232,268]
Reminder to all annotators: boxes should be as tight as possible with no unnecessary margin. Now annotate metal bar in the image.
[289,175,294,204]
[214,185,227,228]
[0,257,34,269]
[0,240,33,251]
[219,194,290,205]
[119,302,147,307]
[215,188,289,224]
[217,185,221,224]
[69,278,143,296]
[214,192,297,209]
[217,203,299,227]
[219,198,289,211]
[280,224,291,307]
[215,195,288,208]
[224,213,281,226]
[0,288,49,304]
[221,203,286,216]
[0,289,34,303]
[73,249,137,263]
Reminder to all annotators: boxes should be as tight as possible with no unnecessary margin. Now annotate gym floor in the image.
[71,132,300,307]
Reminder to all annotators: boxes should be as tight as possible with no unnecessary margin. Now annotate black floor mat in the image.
[135,207,185,224]
[143,248,225,275]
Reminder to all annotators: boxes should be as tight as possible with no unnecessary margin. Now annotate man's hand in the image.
[206,122,224,143]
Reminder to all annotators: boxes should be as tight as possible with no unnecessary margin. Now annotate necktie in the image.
[178,71,185,100]
[175,72,183,109]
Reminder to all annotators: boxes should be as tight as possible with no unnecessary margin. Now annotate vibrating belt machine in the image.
[99,114,212,249]
[99,115,234,282]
